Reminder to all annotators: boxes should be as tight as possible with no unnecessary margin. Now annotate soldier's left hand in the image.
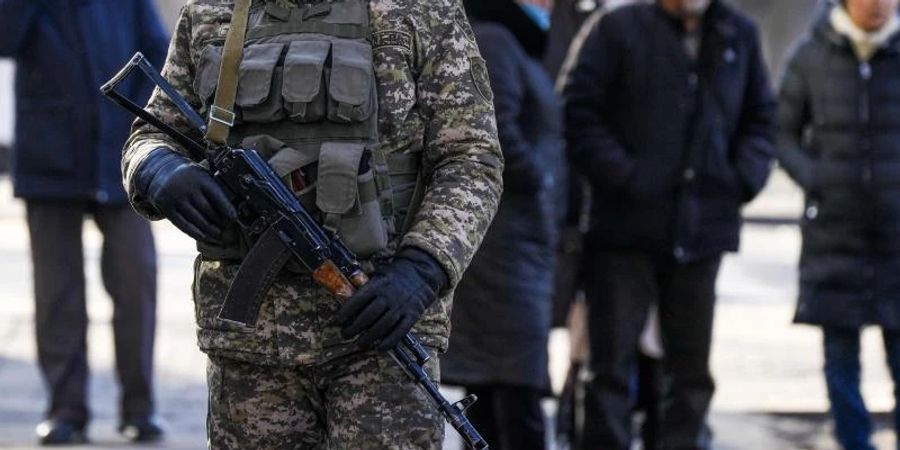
[335,248,448,351]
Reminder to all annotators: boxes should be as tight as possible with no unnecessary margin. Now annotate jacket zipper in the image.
[859,62,871,123]
[859,61,873,187]
[859,60,876,309]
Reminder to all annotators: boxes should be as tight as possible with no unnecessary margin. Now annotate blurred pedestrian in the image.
[545,0,601,77]
[441,1,564,449]
[563,0,776,448]
[0,0,168,445]
[549,3,670,449]
[778,0,900,448]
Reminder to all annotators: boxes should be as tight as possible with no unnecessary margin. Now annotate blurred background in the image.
[1,0,897,449]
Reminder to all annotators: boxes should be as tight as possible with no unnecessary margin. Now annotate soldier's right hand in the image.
[136,148,237,243]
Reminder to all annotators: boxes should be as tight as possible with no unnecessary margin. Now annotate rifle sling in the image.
[205,0,252,146]
[218,223,292,326]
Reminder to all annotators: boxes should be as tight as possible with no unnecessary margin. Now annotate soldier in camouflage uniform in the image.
[121,0,503,448]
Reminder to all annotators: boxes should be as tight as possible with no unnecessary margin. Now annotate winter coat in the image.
[0,0,168,203]
[563,1,776,261]
[777,14,900,329]
[441,22,564,389]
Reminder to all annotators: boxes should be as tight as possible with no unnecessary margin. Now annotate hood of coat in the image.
[813,4,900,57]
[829,4,900,60]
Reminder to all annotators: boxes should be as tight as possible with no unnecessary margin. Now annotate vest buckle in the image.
[210,105,236,127]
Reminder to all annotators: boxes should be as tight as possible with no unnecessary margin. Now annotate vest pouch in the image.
[283,40,330,123]
[236,43,286,123]
[317,142,388,257]
[264,140,320,212]
[327,40,375,123]
[194,44,223,108]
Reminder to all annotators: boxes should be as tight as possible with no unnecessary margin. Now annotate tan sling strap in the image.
[205,0,253,145]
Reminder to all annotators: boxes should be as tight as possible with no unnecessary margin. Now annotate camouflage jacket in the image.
[122,0,503,364]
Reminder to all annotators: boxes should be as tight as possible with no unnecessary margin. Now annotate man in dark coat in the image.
[442,1,563,449]
[778,0,900,447]
[563,0,776,448]
[0,0,169,444]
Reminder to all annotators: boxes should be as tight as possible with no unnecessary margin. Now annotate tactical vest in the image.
[193,0,419,262]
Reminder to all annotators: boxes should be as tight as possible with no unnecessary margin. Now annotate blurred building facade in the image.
[732,0,820,73]
[155,0,182,30]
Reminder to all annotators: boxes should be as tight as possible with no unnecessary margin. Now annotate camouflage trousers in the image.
[206,349,444,449]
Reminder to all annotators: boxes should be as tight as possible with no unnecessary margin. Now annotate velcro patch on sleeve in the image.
[373,30,413,53]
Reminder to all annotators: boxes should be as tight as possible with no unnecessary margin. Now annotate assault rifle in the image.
[102,53,488,450]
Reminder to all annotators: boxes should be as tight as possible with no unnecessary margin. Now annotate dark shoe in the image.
[35,419,87,446]
[118,417,164,443]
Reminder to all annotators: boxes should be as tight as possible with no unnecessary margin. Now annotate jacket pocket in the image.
[236,43,286,123]
[283,40,330,123]
[701,130,741,194]
[328,39,375,123]
[192,257,278,360]
[192,257,256,333]
[16,102,76,176]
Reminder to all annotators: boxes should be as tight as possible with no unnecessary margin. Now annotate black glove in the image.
[135,148,237,243]
[335,247,448,351]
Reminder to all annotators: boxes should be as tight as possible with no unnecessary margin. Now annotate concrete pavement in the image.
[0,174,896,449]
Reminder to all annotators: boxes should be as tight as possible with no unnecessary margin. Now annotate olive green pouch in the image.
[328,39,375,123]
[236,43,286,123]
[317,142,388,257]
[283,40,330,123]
[195,44,223,108]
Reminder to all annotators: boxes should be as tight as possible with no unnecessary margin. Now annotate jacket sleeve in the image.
[731,24,776,202]
[399,0,504,289]
[562,13,635,193]
[0,0,39,57]
[475,25,544,194]
[775,41,816,192]
[122,6,202,220]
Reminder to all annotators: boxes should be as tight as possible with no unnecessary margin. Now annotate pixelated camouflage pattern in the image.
[207,348,443,449]
[123,0,502,359]
[192,256,448,362]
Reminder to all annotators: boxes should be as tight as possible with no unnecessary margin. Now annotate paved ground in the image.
[0,174,897,450]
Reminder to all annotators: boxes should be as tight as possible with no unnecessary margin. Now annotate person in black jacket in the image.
[563,0,776,448]
[0,0,168,444]
[778,0,900,448]
[442,1,564,449]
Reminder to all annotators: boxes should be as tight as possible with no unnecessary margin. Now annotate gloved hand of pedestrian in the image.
[135,148,237,243]
[335,247,448,351]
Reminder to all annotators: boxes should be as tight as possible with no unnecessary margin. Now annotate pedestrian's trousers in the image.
[823,327,900,450]
[462,384,547,450]
[582,250,721,450]
[26,200,157,426]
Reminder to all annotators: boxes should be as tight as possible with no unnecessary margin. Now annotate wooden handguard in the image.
[312,260,356,299]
